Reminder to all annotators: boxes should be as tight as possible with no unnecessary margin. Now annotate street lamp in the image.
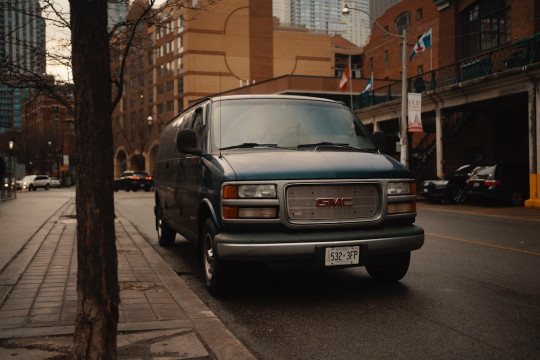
[8,140,14,196]
[342,4,409,167]
[147,115,153,127]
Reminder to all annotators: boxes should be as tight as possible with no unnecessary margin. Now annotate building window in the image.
[178,57,183,73]
[177,99,183,113]
[177,77,184,93]
[166,100,174,113]
[148,70,153,85]
[460,0,510,58]
[157,84,164,95]
[177,36,183,53]
[417,8,423,21]
[177,17,183,31]
[166,80,173,93]
[384,50,389,66]
[157,65,163,77]
[157,103,164,114]
[369,57,373,72]
[417,65,424,74]
[148,52,153,66]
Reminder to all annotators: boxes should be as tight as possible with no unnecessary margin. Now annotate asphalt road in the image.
[114,191,540,360]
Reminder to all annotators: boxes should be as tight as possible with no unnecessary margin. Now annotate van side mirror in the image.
[176,129,201,155]
[372,131,387,152]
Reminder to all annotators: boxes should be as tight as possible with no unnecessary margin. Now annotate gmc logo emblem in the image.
[315,198,353,208]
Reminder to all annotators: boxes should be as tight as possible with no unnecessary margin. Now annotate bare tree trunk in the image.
[70,0,119,358]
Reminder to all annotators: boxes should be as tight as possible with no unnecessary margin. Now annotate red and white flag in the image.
[339,65,350,92]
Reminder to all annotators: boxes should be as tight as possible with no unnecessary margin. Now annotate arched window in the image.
[394,12,411,34]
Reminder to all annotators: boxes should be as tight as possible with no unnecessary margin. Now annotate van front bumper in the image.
[214,225,424,261]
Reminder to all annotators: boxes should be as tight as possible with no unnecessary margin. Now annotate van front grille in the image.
[286,184,379,222]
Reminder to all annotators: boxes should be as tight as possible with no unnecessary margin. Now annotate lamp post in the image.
[8,140,14,196]
[342,4,409,167]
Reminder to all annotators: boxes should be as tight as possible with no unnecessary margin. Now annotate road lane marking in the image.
[426,232,540,256]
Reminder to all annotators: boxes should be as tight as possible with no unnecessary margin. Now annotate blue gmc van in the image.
[154,95,424,295]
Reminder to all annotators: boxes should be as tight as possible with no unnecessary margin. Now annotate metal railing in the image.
[358,33,540,110]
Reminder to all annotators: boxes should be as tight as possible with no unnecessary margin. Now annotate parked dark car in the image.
[154,95,424,295]
[422,164,479,204]
[465,161,529,206]
[114,171,153,192]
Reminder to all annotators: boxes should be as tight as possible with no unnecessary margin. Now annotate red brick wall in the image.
[363,0,439,81]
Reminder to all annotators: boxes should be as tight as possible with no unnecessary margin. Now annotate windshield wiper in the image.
[219,143,279,151]
[296,142,375,152]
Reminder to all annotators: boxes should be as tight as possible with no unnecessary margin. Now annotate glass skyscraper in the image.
[274,0,370,47]
[0,0,46,132]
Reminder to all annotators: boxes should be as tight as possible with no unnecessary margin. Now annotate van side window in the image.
[192,108,205,149]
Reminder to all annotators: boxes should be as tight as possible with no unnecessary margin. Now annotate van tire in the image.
[366,252,410,283]
[202,218,225,296]
[156,204,175,247]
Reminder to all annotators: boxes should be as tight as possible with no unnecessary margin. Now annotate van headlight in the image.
[223,184,276,199]
[387,181,416,215]
[387,182,411,195]
[222,184,278,220]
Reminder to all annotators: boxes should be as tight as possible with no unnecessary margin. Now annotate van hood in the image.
[219,150,411,180]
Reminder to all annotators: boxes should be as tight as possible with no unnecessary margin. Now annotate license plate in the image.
[473,182,480,187]
[325,246,360,266]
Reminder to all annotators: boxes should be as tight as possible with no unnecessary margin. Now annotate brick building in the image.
[21,90,76,181]
[354,0,540,207]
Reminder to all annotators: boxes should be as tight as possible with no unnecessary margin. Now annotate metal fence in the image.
[358,33,540,110]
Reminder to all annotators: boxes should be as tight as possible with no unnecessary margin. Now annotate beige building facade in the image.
[112,0,349,176]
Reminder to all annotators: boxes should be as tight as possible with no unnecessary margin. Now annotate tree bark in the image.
[70,1,119,358]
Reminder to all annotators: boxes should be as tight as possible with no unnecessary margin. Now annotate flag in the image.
[363,72,373,98]
[339,65,350,92]
[409,28,432,61]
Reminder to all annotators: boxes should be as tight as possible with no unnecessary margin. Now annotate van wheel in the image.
[366,252,410,283]
[156,204,175,246]
[202,219,225,296]
[45,184,50,190]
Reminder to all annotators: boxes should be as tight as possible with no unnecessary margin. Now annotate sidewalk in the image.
[0,196,255,359]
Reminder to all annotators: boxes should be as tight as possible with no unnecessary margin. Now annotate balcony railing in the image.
[357,33,540,110]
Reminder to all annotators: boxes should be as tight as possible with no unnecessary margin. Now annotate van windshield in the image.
[210,98,377,151]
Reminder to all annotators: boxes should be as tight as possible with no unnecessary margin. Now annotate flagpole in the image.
[349,55,353,110]
[430,28,433,70]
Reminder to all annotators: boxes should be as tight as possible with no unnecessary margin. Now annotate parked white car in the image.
[22,175,51,191]
[50,177,62,188]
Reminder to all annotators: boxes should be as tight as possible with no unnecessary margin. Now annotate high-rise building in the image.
[341,0,370,46]
[288,0,344,34]
[275,0,369,47]
[0,0,46,132]
[108,0,129,31]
